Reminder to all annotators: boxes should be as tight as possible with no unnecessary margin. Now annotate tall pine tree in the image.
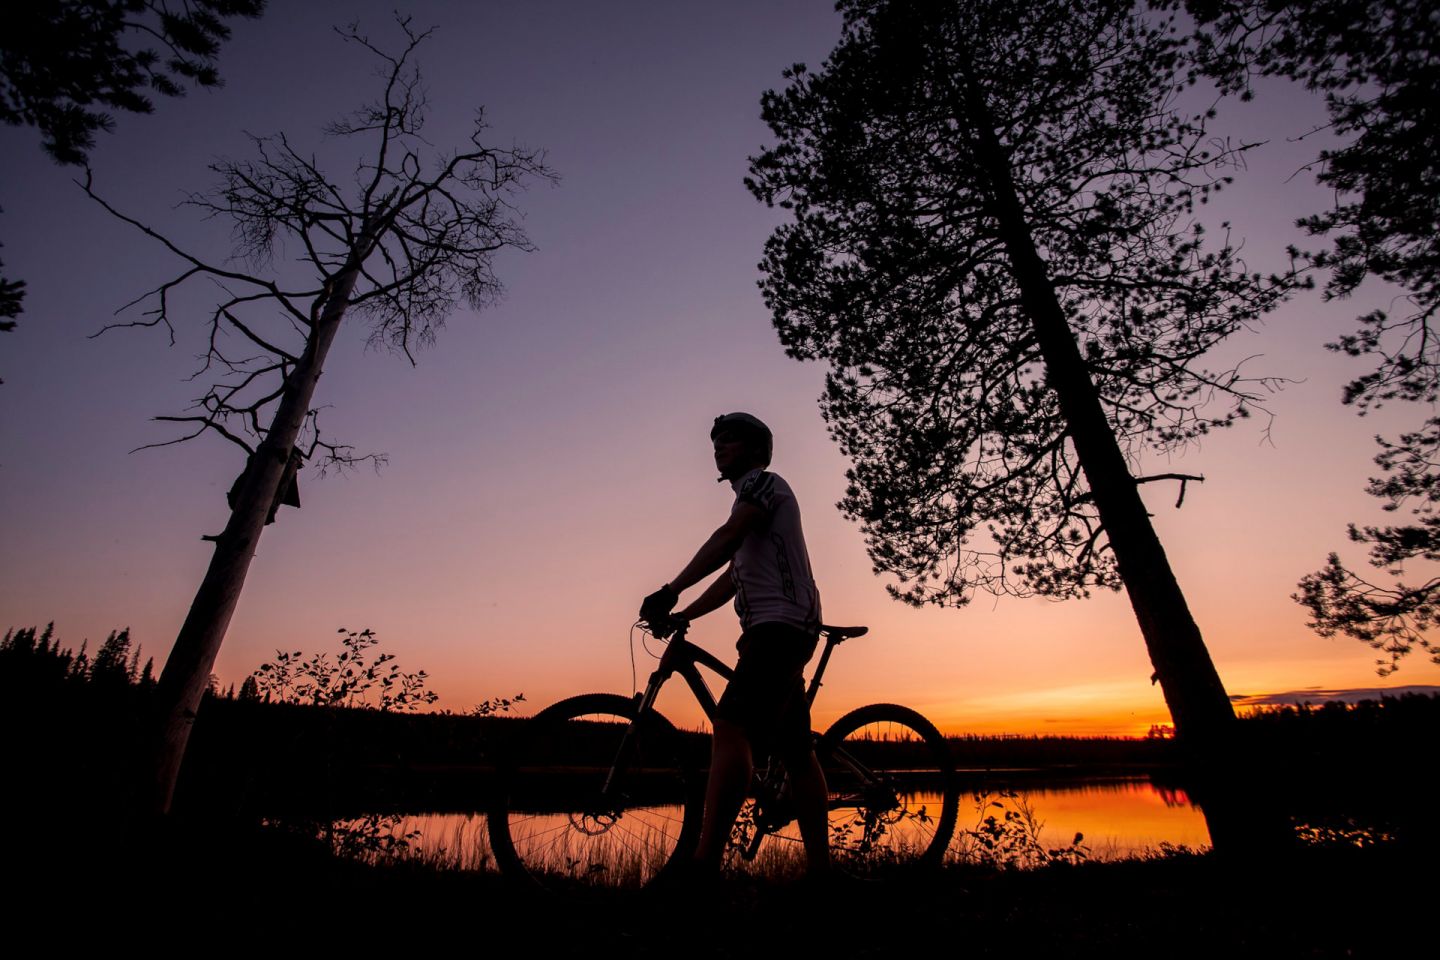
[748,0,1301,846]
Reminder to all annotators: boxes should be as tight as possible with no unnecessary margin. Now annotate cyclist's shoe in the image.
[792,865,884,900]
[645,858,723,903]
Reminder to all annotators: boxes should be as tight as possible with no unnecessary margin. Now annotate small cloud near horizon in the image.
[1231,685,1440,707]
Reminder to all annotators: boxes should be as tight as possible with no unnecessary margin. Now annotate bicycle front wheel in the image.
[487,693,702,890]
[818,703,958,871]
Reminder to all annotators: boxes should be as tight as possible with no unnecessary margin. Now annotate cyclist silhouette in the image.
[639,412,830,880]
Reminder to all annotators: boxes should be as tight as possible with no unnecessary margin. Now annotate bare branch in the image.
[1133,472,1205,508]
[136,415,255,456]
[87,20,555,465]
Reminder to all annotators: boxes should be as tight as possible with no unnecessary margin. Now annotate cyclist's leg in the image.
[713,624,828,874]
[781,744,830,873]
[770,629,831,874]
[693,716,753,870]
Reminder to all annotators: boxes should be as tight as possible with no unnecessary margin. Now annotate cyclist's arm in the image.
[677,567,737,621]
[667,500,766,593]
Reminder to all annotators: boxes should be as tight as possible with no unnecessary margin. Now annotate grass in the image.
[9,797,1423,958]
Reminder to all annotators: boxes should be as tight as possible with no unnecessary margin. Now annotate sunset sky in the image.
[3,0,1436,738]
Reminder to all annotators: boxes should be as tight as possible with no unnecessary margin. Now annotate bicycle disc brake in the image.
[569,795,626,836]
[570,811,620,836]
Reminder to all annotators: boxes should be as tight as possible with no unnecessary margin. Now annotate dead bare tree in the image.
[82,17,555,814]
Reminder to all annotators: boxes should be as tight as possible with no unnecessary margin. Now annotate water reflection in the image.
[1014,779,1210,858]
[368,776,1210,870]
[500,802,688,886]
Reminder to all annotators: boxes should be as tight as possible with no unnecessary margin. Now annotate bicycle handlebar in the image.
[642,613,690,640]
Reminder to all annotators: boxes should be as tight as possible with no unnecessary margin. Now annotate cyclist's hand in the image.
[639,584,678,625]
[649,613,689,640]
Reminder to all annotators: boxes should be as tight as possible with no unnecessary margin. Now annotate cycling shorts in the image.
[716,622,819,760]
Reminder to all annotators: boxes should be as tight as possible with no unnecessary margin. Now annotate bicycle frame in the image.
[631,625,731,723]
[608,622,865,857]
[491,619,957,885]
[601,625,728,801]
[635,622,852,716]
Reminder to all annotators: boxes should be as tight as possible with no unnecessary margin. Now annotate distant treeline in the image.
[946,733,1175,774]
[1,623,523,816]
[1242,692,1440,731]
[3,624,160,815]
[938,692,1440,767]
[1,623,154,690]
[5,623,1439,831]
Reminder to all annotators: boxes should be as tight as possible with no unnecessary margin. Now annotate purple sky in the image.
[2,1,1434,734]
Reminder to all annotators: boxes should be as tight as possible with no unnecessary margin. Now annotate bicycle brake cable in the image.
[629,619,641,695]
[629,618,670,696]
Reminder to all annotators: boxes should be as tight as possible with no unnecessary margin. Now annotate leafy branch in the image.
[252,627,438,712]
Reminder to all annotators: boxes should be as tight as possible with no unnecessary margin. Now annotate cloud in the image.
[1230,685,1440,707]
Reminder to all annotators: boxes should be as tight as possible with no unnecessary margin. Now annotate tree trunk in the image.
[963,93,1283,853]
[150,266,361,815]
[964,101,1236,742]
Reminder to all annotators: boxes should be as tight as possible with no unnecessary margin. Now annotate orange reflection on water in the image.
[989,779,1211,857]
[373,777,1210,871]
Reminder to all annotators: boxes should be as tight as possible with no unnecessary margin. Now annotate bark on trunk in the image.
[961,93,1284,853]
[150,266,361,815]
[964,104,1236,745]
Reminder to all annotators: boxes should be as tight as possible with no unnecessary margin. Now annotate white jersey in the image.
[728,468,821,633]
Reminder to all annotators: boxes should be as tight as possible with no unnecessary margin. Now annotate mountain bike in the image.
[487,620,958,890]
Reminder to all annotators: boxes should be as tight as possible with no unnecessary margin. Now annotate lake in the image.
[368,775,1211,874]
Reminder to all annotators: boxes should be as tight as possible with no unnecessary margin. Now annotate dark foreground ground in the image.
[12,819,1425,958]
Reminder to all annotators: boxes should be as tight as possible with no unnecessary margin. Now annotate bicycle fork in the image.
[599,667,669,802]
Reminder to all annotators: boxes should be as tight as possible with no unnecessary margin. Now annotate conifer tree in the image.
[90,628,133,685]
[0,1,265,350]
[748,0,1300,770]
[2,0,266,165]
[69,640,89,681]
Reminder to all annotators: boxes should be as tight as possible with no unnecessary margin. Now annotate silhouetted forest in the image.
[6,622,1436,853]
[1,624,515,816]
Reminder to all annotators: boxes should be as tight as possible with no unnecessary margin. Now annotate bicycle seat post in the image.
[804,643,831,708]
[806,625,868,706]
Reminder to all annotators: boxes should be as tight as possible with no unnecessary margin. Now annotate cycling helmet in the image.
[711,412,773,466]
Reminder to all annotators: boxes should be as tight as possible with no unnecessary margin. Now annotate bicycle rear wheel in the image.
[818,703,958,871]
[487,693,702,890]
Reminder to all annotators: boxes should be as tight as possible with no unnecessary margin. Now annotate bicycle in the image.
[487,619,959,890]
